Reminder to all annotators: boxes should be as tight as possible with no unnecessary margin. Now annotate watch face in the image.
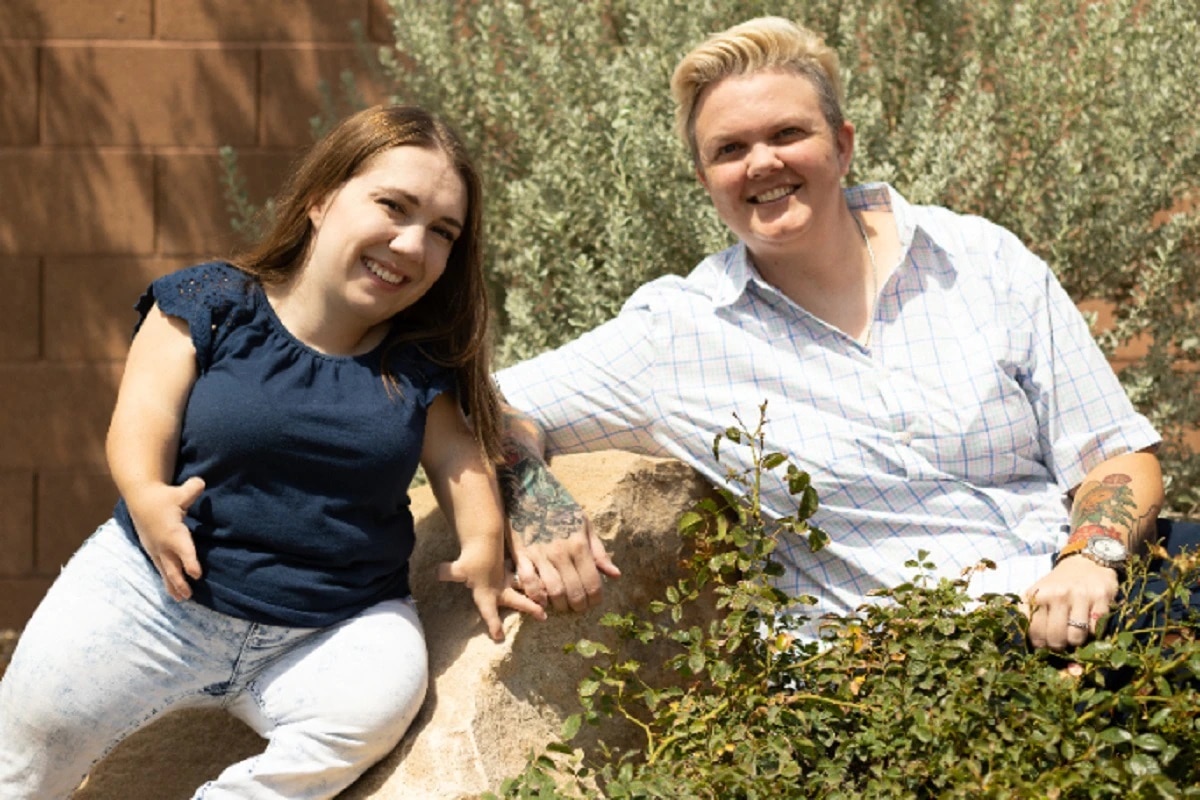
[1088,536,1126,560]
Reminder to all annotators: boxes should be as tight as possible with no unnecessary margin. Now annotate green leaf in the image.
[1126,752,1161,777]
[573,639,611,658]
[1097,727,1133,746]
[798,487,819,519]
[763,452,787,470]
[678,511,705,535]
[1133,733,1168,753]
[806,526,830,553]
[560,714,583,741]
[786,464,811,493]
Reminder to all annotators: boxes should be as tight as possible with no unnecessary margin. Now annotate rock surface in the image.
[73,451,713,799]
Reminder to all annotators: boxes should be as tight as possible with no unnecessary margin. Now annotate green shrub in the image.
[487,408,1200,799]
[371,0,1199,512]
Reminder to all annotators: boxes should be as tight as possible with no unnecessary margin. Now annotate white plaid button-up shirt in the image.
[497,183,1159,640]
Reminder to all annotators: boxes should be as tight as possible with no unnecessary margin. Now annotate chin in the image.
[748,226,804,246]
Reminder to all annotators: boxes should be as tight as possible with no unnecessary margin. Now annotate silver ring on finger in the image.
[1067,619,1089,630]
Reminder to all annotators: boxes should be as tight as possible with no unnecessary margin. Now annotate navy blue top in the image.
[113,261,454,627]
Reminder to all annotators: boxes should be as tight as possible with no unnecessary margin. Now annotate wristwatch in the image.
[1058,534,1128,573]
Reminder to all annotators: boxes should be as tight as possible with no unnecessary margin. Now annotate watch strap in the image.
[1056,526,1124,566]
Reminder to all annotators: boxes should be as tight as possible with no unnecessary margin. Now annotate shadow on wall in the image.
[0,4,132,623]
[0,1,394,583]
[0,0,409,634]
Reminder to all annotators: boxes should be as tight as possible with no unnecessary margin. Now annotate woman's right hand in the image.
[127,476,206,601]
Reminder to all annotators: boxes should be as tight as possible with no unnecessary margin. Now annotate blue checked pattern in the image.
[497,183,1159,640]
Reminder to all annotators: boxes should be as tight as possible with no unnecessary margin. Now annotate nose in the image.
[746,143,782,179]
[389,224,425,260]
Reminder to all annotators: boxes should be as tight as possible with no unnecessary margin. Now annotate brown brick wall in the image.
[0,0,392,632]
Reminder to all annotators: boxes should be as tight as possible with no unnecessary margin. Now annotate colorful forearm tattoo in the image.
[1064,472,1155,548]
[498,437,585,546]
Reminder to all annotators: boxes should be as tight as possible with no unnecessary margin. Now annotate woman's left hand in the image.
[438,551,547,641]
[1020,556,1118,650]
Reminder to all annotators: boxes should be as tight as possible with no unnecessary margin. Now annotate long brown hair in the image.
[232,105,502,462]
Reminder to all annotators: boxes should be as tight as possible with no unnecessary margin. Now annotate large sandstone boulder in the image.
[74,452,714,799]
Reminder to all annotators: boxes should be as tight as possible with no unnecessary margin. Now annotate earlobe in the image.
[307,191,332,228]
[837,121,856,176]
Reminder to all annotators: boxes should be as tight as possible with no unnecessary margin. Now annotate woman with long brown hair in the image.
[0,104,542,798]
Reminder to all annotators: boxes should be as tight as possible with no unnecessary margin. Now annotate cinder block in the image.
[0,578,55,632]
[0,45,38,145]
[37,471,118,573]
[42,45,258,147]
[0,0,151,40]
[0,363,123,471]
[367,0,394,43]
[0,150,155,256]
[0,257,40,361]
[44,257,184,361]
[259,46,387,147]
[0,472,34,577]
[1076,298,1151,364]
[155,150,299,256]
[157,0,372,42]
[1108,358,1135,377]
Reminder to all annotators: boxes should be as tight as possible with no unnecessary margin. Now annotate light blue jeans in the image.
[0,519,428,799]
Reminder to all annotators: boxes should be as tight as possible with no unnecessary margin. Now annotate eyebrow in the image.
[701,113,819,148]
[381,187,465,232]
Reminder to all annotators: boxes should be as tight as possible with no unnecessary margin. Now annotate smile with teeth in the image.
[750,185,797,204]
[363,256,407,286]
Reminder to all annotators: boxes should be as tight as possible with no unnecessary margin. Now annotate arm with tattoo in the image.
[498,403,620,612]
[1061,464,1162,557]
[499,411,588,548]
[1022,449,1164,651]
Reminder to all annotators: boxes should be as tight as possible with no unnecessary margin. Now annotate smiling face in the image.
[693,68,854,264]
[299,144,468,339]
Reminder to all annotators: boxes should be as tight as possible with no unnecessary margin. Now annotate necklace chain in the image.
[852,210,879,347]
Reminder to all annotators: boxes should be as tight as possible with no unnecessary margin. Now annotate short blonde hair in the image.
[670,17,845,165]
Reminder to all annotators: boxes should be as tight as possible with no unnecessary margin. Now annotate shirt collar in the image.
[707,244,757,307]
[849,182,961,272]
[845,182,924,255]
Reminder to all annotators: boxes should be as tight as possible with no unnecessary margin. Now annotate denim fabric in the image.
[0,520,428,799]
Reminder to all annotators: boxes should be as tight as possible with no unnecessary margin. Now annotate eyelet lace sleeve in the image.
[131,261,254,372]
